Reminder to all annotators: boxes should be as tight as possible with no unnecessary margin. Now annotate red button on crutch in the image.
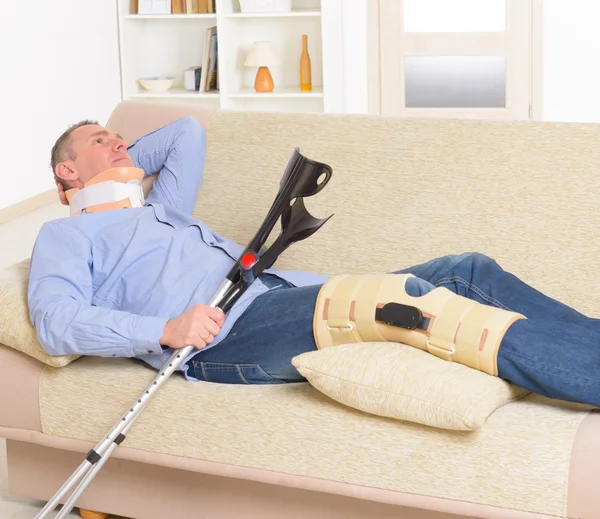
[241,252,257,269]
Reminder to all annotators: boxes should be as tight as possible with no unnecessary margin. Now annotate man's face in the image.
[56,124,134,188]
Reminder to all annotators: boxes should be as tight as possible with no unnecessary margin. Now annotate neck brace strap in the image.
[65,167,145,216]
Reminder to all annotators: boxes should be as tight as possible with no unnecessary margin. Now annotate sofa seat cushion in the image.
[292,342,528,431]
[0,259,79,368]
[23,354,596,518]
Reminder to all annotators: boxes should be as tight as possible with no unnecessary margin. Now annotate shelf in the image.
[117,0,333,113]
[124,14,217,19]
[226,9,321,18]
[228,86,323,98]
[129,88,220,98]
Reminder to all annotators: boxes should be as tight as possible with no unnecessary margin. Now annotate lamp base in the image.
[254,67,274,93]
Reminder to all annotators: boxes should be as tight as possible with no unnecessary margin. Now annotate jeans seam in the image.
[235,365,250,384]
[194,361,284,384]
[434,276,513,311]
[253,363,287,384]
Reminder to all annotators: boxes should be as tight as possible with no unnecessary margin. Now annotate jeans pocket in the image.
[189,361,285,385]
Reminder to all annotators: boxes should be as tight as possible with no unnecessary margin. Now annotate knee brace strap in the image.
[313,274,526,376]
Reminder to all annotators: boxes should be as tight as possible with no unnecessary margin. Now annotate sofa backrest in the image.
[108,101,600,318]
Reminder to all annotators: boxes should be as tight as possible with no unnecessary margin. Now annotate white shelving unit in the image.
[117,0,341,113]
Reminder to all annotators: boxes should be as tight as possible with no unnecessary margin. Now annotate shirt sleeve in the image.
[27,221,169,358]
[127,116,207,216]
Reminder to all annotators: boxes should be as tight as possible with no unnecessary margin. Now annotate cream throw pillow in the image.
[0,259,79,368]
[292,342,528,431]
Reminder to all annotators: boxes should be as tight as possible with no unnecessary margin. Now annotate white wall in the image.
[0,1,122,211]
[321,0,371,114]
[542,0,600,123]
[340,0,370,114]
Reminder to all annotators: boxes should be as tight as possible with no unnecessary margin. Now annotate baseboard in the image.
[0,189,57,226]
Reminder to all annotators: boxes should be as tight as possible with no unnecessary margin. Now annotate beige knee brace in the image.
[313,274,526,376]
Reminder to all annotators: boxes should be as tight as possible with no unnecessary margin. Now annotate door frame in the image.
[366,0,544,120]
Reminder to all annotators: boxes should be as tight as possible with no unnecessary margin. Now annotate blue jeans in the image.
[187,253,600,407]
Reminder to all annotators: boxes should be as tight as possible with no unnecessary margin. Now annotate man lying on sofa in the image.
[28,116,600,409]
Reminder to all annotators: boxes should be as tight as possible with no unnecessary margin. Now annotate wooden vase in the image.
[300,34,312,92]
[254,66,274,92]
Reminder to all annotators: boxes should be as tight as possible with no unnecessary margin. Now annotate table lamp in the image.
[244,41,281,93]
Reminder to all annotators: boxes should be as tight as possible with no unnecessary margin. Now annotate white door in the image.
[379,0,533,120]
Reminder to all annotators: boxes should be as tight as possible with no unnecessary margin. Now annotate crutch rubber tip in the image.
[79,509,110,519]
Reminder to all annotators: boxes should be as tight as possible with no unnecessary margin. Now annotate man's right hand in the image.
[159,304,225,350]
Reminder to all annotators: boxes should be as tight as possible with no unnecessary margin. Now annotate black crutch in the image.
[35,148,334,519]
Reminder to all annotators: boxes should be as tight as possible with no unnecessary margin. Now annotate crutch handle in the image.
[218,149,333,313]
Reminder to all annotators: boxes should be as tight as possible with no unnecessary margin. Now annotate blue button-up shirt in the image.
[28,116,329,378]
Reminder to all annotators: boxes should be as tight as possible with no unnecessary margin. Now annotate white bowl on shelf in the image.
[138,76,175,93]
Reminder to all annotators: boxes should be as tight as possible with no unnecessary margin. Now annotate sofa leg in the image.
[79,509,110,519]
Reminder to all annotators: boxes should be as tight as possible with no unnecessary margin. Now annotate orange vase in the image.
[300,34,312,92]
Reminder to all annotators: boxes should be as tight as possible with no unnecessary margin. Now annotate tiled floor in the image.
[0,201,128,518]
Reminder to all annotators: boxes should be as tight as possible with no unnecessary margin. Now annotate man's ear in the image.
[54,162,80,188]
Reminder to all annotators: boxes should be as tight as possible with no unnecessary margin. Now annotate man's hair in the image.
[50,120,98,189]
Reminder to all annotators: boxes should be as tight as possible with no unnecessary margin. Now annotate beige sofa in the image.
[1,100,600,519]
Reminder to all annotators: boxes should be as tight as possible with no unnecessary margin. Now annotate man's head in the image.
[51,121,134,190]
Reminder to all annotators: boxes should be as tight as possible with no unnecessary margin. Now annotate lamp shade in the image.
[244,41,281,67]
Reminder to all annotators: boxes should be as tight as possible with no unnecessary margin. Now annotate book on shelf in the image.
[199,26,218,92]
[170,0,215,13]
[181,26,218,93]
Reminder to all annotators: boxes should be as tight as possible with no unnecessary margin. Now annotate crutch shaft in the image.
[95,279,231,442]
[55,425,129,518]
[35,355,183,519]
[34,459,92,519]
[36,280,234,518]
[53,356,178,518]
[79,279,231,451]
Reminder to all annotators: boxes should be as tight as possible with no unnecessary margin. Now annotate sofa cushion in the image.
[292,342,529,431]
[0,259,79,368]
